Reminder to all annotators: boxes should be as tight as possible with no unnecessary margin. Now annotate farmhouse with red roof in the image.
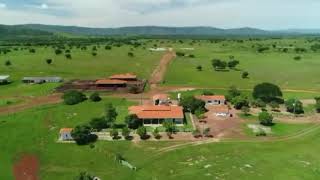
[129,105,184,126]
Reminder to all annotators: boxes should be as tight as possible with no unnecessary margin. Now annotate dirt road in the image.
[149,50,176,86]
[0,94,62,115]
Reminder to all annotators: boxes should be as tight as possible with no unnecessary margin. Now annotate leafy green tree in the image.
[89,117,108,131]
[211,59,227,70]
[228,60,240,69]
[46,59,53,65]
[29,49,36,53]
[258,111,273,126]
[232,95,249,110]
[242,71,249,79]
[253,83,283,103]
[285,99,304,114]
[62,90,87,105]
[5,60,11,67]
[176,52,185,57]
[226,85,241,101]
[179,96,206,114]
[65,54,72,59]
[137,126,147,139]
[202,90,214,96]
[196,65,202,71]
[55,49,62,55]
[128,52,134,57]
[71,124,98,145]
[105,45,112,50]
[89,92,101,102]
[251,98,266,108]
[92,52,97,56]
[125,114,142,129]
[105,103,118,124]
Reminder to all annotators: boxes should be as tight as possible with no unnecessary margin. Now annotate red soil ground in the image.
[13,155,39,180]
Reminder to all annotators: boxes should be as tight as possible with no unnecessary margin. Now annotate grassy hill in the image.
[0,25,54,40]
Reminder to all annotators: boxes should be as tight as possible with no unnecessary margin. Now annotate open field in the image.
[0,44,162,97]
[165,39,320,91]
[1,98,320,179]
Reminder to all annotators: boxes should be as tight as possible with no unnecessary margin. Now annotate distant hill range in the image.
[1,24,320,38]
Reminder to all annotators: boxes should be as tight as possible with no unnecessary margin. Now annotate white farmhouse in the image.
[59,128,73,141]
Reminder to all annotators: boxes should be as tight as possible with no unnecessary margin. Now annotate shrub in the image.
[242,71,249,79]
[192,128,201,138]
[251,99,266,108]
[232,95,249,110]
[110,128,119,139]
[89,92,101,102]
[46,59,53,65]
[5,60,11,66]
[62,90,87,105]
[285,99,304,114]
[196,65,202,71]
[258,111,273,126]
[89,117,108,131]
[121,127,131,139]
[71,124,98,145]
[92,52,97,56]
[294,56,301,61]
[153,128,161,139]
[137,126,147,140]
[65,54,72,59]
[55,49,62,55]
[125,114,142,129]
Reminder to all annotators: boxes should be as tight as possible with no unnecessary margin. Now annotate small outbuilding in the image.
[22,77,63,84]
[196,95,226,106]
[0,75,10,84]
[59,128,73,141]
[153,94,170,105]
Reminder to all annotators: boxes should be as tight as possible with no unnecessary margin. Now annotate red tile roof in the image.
[95,79,127,85]
[129,105,184,119]
[196,95,226,101]
[109,73,137,80]
[59,128,73,133]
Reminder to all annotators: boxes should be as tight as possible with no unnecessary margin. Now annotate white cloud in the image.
[0,2,6,8]
[0,0,319,29]
[40,3,49,9]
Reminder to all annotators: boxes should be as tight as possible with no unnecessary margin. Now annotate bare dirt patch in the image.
[149,50,176,85]
[13,154,39,180]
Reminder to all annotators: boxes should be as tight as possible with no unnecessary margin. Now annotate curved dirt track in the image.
[0,93,62,115]
[149,50,176,86]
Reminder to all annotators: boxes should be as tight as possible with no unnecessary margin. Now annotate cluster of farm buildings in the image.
[59,93,230,141]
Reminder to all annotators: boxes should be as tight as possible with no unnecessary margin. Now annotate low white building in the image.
[153,94,170,105]
[196,95,226,106]
[59,128,73,141]
[0,75,10,84]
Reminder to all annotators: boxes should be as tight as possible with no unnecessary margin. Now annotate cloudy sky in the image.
[0,0,319,29]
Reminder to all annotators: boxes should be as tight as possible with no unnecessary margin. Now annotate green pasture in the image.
[1,96,320,179]
[0,44,162,96]
[165,39,320,91]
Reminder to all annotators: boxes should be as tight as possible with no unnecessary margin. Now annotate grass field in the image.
[165,39,320,91]
[1,98,320,179]
[0,44,162,97]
